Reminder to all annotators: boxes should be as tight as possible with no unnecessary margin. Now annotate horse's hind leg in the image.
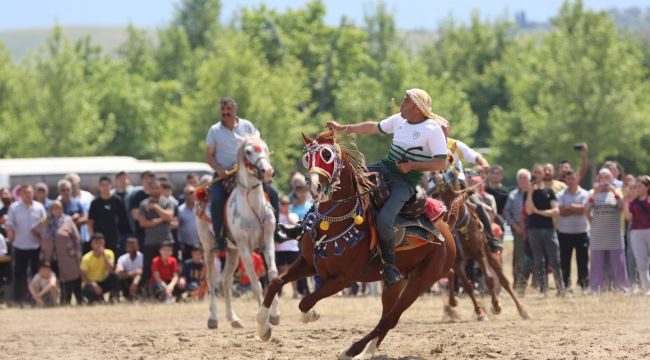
[204,247,219,329]
[340,247,449,359]
[456,259,488,321]
[257,256,315,341]
[476,249,500,315]
[486,247,532,320]
[443,267,461,322]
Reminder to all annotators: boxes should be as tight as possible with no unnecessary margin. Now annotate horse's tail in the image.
[446,184,478,229]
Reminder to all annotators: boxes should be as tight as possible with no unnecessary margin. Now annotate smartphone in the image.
[573,143,584,151]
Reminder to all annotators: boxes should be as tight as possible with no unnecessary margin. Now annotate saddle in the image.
[368,172,428,218]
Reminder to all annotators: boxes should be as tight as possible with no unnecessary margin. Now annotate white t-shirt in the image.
[31,272,56,291]
[378,113,448,186]
[449,138,480,181]
[116,251,144,273]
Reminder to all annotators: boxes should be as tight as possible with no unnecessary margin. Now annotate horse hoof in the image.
[355,338,379,359]
[231,320,244,329]
[521,311,533,320]
[301,309,320,324]
[477,313,489,321]
[269,315,280,326]
[337,345,354,360]
[491,306,501,315]
[259,326,272,341]
[207,319,218,329]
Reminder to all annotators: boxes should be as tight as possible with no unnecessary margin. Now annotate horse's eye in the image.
[245,148,252,156]
[320,148,334,164]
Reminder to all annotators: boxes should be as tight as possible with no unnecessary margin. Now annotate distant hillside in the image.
[0,26,156,59]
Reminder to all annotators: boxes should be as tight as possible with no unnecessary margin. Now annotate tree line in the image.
[0,0,648,191]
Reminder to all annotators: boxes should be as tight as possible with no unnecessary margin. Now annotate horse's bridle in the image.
[303,140,345,194]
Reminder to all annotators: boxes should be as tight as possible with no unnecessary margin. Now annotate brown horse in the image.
[255,131,457,359]
[432,170,531,321]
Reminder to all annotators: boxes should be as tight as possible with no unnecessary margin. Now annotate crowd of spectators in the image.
[1,144,649,308]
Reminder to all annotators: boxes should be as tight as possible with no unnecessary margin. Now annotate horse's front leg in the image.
[298,276,351,324]
[223,247,243,328]
[257,255,316,341]
[262,224,280,325]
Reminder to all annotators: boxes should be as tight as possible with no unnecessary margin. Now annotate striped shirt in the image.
[139,197,175,246]
[378,113,447,186]
[587,191,624,250]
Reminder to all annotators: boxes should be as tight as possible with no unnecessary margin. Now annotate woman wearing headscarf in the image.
[587,168,630,293]
[33,200,83,304]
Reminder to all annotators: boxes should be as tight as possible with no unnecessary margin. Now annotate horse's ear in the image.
[302,132,313,144]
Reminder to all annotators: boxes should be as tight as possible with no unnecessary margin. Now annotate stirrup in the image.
[381,263,402,286]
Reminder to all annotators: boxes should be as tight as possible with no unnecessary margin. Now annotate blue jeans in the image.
[370,163,415,259]
[210,180,227,239]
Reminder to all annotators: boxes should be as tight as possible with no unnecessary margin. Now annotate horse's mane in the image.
[446,184,478,229]
[315,130,375,208]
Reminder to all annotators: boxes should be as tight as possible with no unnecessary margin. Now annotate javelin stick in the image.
[193,165,238,193]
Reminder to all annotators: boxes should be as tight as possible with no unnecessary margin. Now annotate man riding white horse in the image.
[326,89,448,286]
[204,97,285,251]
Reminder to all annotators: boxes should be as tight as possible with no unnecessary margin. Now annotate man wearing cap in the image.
[327,89,448,286]
[204,97,283,251]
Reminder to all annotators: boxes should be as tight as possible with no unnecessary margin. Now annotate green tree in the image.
[173,0,221,50]
[489,0,650,175]
[420,13,515,146]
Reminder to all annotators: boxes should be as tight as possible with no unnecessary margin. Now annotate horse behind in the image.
[194,135,280,330]
[432,169,531,321]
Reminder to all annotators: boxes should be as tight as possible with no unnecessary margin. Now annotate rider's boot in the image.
[214,235,227,252]
[277,222,303,240]
[274,226,289,242]
[379,237,402,286]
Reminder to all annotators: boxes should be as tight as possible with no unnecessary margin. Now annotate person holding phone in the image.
[586,168,629,293]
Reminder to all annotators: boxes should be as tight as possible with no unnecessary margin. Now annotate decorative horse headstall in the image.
[302,140,345,191]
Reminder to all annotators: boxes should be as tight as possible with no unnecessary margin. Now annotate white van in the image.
[0,156,212,196]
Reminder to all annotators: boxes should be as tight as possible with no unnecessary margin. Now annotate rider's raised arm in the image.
[327,120,380,135]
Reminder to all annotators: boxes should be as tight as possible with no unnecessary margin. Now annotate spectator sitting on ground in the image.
[178,244,204,300]
[29,261,58,307]
[80,233,120,304]
[150,241,180,303]
[115,237,143,301]
[237,251,266,294]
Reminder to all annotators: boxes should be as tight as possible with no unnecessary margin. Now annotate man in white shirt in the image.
[6,184,47,305]
[327,88,448,286]
[115,237,143,300]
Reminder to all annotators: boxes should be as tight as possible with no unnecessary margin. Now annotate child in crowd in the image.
[237,251,266,293]
[178,244,204,300]
[29,261,58,307]
[150,241,180,303]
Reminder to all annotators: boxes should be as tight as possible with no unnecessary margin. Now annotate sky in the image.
[0,0,646,31]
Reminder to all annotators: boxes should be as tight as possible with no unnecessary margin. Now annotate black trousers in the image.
[142,244,160,288]
[557,232,589,289]
[13,248,40,304]
[61,278,83,305]
[82,272,120,303]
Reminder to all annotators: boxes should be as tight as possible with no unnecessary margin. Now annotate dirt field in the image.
[2,289,650,360]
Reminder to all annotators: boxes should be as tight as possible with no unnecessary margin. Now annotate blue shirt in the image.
[290,201,313,222]
[62,198,83,217]
[205,118,258,170]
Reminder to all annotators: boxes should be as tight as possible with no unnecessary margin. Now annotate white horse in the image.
[195,135,280,330]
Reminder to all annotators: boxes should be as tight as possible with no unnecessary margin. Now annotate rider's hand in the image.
[477,164,490,176]
[216,168,228,179]
[326,121,347,132]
